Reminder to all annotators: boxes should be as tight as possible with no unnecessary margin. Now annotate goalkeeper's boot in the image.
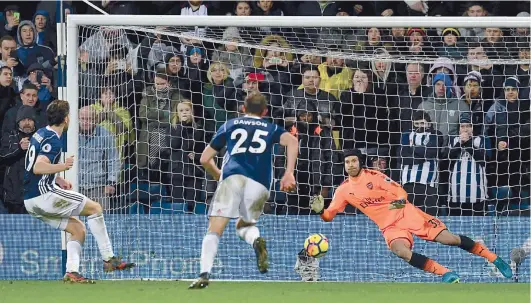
[442,272,460,283]
[492,256,513,279]
[253,237,269,274]
[63,272,95,284]
[188,273,209,289]
[103,256,136,272]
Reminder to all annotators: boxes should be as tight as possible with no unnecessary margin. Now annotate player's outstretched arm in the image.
[279,132,298,191]
[33,155,73,175]
[311,188,347,222]
[200,145,221,181]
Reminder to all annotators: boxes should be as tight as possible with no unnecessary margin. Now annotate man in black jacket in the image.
[0,105,36,214]
[277,102,334,215]
[1,83,45,136]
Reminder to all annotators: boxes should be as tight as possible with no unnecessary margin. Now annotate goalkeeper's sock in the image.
[459,235,497,262]
[200,232,220,274]
[236,225,260,246]
[66,240,82,273]
[409,252,450,276]
[87,213,114,261]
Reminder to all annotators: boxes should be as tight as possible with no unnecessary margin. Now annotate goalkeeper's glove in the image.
[388,199,406,210]
[310,195,325,214]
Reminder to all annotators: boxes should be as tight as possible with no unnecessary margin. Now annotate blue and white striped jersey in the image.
[448,135,491,203]
[23,126,63,200]
[399,129,441,188]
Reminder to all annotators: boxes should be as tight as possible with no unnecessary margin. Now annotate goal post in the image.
[61,14,530,282]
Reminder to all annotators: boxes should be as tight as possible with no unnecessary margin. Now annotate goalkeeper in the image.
[310,149,513,283]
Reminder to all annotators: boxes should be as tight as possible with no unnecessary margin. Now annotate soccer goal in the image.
[59,14,531,282]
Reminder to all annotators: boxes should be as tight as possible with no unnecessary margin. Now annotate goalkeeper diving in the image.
[310,149,513,283]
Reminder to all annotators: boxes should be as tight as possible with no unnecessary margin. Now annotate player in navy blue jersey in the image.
[23,100,135,283]
[189,93,298,289]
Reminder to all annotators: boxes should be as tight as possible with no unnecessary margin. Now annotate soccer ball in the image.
[304,234,329,258]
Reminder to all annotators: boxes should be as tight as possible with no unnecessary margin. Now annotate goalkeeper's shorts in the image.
[24,185,88,231]
[382,204,447,249]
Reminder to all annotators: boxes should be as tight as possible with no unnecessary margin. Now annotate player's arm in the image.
[311,187,348,222]
[199,145,221,181]
[374,173,409,209]
[279,132,298,175]
[33,155,73,175]
[278,131,298,191]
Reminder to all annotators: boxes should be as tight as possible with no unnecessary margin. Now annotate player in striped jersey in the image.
[23,100,134,283]
[397,111,443,215]
[447,113,491,215]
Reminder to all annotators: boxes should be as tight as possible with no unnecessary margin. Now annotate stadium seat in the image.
[129,202,146,214]
[150,201,186,214]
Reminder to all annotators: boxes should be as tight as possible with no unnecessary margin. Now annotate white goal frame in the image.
[65,14,530,187]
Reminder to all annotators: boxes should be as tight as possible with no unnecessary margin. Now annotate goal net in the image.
[58,15,531,282]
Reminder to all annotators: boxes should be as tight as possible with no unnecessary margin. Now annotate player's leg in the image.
[190,175,242,289]
[238,178,270,273]
[192,216,231,288]
[78,198,135,272]
[434,230,512,278]
[385,228,459,283]
[236,218,268,273]
[62,217,94,284]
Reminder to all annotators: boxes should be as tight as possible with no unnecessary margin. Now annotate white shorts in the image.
[24,186,88,231]
[209,174,270,223]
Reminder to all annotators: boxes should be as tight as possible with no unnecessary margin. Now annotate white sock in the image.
[200,232,220,274]
[236,225,260,246]
[66,240,82,273]
[87,213,114,261]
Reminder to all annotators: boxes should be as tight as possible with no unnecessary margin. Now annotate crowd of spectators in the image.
[0,1,529,217]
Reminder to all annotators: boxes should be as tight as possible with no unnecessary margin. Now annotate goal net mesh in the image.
[71,22,530,282]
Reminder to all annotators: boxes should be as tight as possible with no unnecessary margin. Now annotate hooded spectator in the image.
[427,57,462,98]
[33,10,56,51]
[16,20,55,71]
[418,73,470,145]
[0,105,36,213]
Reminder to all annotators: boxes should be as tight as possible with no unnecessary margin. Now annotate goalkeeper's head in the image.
[243,93,268,117]
[343,149,366,177]
[46,99,70,130]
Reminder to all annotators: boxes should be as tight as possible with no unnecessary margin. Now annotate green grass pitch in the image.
[0,281,528,303]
